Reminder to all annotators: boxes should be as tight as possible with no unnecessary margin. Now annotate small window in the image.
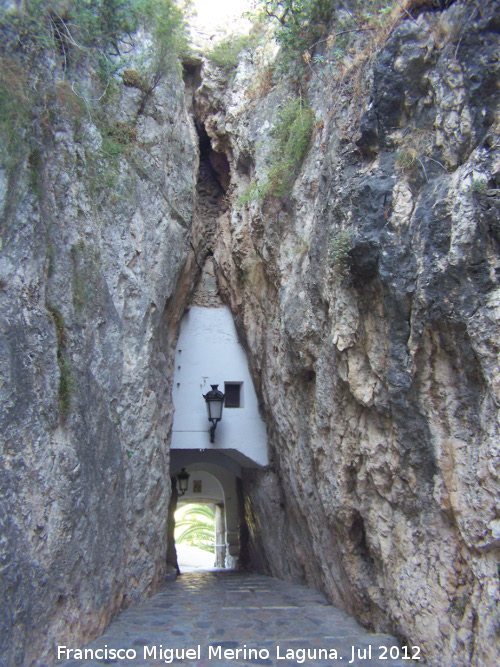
[224,382,242,408]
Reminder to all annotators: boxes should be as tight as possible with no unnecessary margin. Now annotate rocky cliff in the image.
[195,1,500,664]
[0,41,199,664]
[1,0,500,665]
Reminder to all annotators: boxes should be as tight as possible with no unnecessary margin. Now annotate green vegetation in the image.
[0,0,190,170]
[27,148,43,197]
[239,97,315,202]
[470,178,488,196]
[71,242,101,314]
[207,12,269,70]
[102,121,137,155]
[175,504,215,554]
[208,32,261,69]
[395,147,418,171]
[258,1,401,73]
[0,0,190,69]
[238,180,264,206]
[260,0,334,68]
[47,304,66,348]
[450,593,468,619]
[46,304,74,417]
[0,55,31,169]
[329,229,351,280]
[72,269,95,314]
[58,356,74,417]
[267,97,315,195]
[293,238,309,255]
[141,0,191,89]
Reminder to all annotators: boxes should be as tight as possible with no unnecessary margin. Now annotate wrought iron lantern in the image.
[176,468,190,496]
[203,384,225,443]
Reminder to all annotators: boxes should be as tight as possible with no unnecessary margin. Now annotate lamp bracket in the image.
[209,420,217,443]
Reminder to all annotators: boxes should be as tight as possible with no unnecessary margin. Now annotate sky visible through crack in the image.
[191,0,253,34]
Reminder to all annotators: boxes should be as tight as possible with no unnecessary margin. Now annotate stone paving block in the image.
[53,572,422,667]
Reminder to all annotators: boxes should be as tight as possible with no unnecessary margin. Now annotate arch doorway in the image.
[169,460,240,571]
[175,502,221,571]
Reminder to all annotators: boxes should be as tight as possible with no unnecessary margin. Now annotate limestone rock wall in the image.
[2,2,500,665]
[0,57,198,664]
[196,2,500,664]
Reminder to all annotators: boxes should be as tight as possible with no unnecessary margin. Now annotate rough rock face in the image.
[0,56,198,664]
[2,1,500,666]
[195,1,500,664]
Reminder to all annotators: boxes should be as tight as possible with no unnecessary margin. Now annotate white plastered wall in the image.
[171,305,268,467]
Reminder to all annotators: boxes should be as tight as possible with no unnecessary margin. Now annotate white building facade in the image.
[170,259,268,567]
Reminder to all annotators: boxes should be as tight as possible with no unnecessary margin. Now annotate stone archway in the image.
[170,458,241,569]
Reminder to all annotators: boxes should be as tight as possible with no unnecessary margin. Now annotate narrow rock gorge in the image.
[1,1,499,665]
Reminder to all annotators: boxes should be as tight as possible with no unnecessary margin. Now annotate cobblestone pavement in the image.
[54,571,422,667]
